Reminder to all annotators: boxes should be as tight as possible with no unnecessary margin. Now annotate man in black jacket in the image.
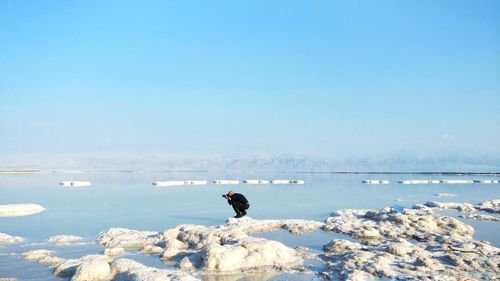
[223,191,250,218]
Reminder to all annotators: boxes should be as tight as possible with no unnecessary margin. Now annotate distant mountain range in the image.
[1,154,499,173]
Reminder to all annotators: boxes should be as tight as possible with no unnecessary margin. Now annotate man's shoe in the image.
[234,214,243,218]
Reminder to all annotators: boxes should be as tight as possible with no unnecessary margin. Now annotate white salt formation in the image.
[184,180,207,185]
[213,180,240,185]
[153,180,208,187]
[423,201,476,212]
[270,180,291,184]
[111,258,199,281]
[48,235,83,245]
[460,213,500,222]
[478,199,500,213]
[398,180,440,184]
[441,179,474,184]
[322,204,499,280]
[473,179,500,184]
[153,180,185,187]
[0,204,45,217]
[0,233,23,246]
[243,180,270,184]
[362,180,389,184]
[434,193,458,197]
[96,218,323,274]
[20,199,500,281]
[60,181,91,187]
[102,247,125,257]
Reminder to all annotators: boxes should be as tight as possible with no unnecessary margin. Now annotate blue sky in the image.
[0,0,499,161]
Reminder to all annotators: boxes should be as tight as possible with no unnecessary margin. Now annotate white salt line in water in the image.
[362,180,389,184]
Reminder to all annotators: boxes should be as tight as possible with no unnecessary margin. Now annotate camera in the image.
[222,194,229,199]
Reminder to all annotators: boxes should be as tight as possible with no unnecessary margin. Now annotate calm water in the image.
[1,172,499,280]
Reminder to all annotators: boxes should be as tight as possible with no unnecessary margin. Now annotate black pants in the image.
[231,202,249,216]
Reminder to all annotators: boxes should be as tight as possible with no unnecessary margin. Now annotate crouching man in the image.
[222,191,250,218]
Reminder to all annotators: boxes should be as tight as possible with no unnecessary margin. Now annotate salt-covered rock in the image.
[385,241,414,256]
[103,247,125,257]
[321,203,499,280]
[352,228,381,240]
[346,270,376,281]
[54,259,82,278]
[161,248,181,260]
[141,245,164,255]
[0,233,23,245]
[48,235,83,245]
[424,201,476,212]
[478,199,500,213]
[460,213,500,222]
[22,249,54,262]
[178,257,195,270]
[225,216,324,235]
[71,255,112,281]
[111,258,199,281]
[97,228,160,249]
[0,204,45,217]
[201,237,300,272]
[323,239,361,253]
[22,249,65,268]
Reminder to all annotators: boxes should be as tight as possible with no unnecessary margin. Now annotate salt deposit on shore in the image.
[19,199,500,281]
[0,233,23,246]
[0,204,45,217]
[321,202,499,280]
[478,199,500,213]
[459,213,500,222]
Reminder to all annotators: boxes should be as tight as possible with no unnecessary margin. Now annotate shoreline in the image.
[1,169,499,175]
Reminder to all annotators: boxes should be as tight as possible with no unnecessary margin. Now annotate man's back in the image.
[231,193,248,204]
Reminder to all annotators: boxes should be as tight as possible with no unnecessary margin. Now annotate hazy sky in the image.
[1,0,499,161]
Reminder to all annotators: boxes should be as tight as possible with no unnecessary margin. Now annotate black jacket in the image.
[228,193,249,205]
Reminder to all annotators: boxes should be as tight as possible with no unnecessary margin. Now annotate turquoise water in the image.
[1,172,499,280]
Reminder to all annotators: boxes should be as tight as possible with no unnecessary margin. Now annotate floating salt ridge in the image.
[59,181,91,187]
[362,179,500,185]
[271,180,305,185]
[153,180,207,187]
[473,179,500,184]
[153,179,305,186]
[398,180,441,184]
[243,179,270,184]
[397,179,499,185]
[362,180,389,184]
[441,179,474,184]
[213,180,239,185]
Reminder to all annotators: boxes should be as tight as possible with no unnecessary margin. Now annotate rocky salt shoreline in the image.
[1,199,499,280]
